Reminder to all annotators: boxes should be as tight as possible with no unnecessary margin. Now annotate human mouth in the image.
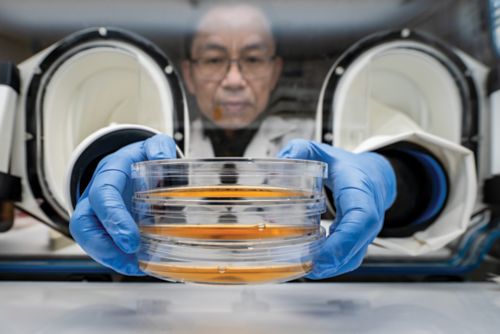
[219,101,249,114]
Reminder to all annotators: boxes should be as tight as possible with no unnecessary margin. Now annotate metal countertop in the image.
[0,282,498,333]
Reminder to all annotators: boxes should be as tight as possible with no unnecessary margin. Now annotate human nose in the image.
[221,59,246,88]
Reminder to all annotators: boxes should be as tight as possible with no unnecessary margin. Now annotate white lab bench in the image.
[0,282,498,333]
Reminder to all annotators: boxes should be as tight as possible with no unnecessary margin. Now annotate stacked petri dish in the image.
[131,158,327,284]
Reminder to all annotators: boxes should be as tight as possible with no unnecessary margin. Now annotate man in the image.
[182,4,313,158]
[69,3,443,279]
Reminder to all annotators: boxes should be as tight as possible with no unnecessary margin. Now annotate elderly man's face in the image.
[182,6,283,129]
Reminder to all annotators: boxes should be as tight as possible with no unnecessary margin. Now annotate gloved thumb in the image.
[277,138,320,160]
[143,134,178,160]
[278,138,351,166]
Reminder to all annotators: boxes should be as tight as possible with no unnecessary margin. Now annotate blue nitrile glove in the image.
[277,139,397,279]
[69,134,177,275]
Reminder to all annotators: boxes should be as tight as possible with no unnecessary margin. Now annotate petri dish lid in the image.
[132,158,328,178]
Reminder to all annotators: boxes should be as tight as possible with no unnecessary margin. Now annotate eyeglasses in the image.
[190,55,276,81]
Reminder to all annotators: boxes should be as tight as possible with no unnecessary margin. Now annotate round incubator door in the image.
[316,29,479,154]
[24,27,187,226]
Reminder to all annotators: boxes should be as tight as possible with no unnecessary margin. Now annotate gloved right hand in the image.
[69,134,177,275]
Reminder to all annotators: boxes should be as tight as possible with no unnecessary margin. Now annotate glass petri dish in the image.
[138,228,325,284]
[132,158,327,200]
[131,158,327,284]
[133,205,322,241]
[132,190,326,241]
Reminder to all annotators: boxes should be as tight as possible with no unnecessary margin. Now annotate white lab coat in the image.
[187,115,315,158]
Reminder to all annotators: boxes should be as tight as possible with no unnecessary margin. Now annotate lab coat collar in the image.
[187,115,301,158]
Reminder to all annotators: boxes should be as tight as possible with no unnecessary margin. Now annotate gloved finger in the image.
[88,134,177,254]
[69,197,145,276]
[307,243,370,279]
[315,188,381,274]
[304,189,381,279]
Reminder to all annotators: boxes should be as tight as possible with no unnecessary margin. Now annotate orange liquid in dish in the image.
[139,261,313,284]
[141,185,311,199]
[141,224,317,240]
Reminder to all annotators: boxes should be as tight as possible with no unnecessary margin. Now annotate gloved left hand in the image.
[278,139,397,279]
[69,134,177,275]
